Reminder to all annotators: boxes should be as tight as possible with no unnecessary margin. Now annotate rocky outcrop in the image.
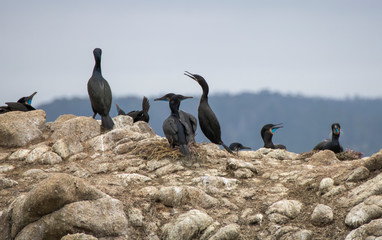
[0,110,382,240]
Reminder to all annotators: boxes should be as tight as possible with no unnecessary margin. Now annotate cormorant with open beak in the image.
[261,123,286,149]
[0,92,37,113]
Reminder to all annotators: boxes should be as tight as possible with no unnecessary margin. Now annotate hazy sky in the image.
[1,1,382,106]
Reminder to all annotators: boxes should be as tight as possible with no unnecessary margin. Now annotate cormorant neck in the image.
[199,79,209,102]
[93,57,102,76]
[263,133,274,148]
[332,133,340,143]
[170,101,180,118]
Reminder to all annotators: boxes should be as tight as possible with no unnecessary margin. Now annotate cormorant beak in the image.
[184,71,197,82]
[26,92,37,105]
[180,96,193,101]
[271,123,283,133]
[154,96,169,101]
[333,127,340,135]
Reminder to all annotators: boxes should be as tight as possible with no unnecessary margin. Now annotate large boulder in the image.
[0,110,46,147]
[51,116,100,142]
[0,173,128,240]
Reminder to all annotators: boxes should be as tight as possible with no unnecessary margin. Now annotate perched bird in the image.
[184,71,233,154]
[115,97,150,123]
[154,93,197,143]
[0,92,37,113]
[261,123,286,149]
[229,142,252,153]
[127,96,150,123]
[87,48,114,130]
[313,123,343,153]
[162,94,193,156]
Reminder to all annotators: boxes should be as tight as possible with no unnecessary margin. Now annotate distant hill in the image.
[38,91,382,156]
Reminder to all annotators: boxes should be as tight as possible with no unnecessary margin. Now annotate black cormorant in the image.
[154,93,197,143]
[229,142,251,153]
[127,96,150,123]
[115,97,150,123]
[163,94,192,156]
[87,48,114,130]
[313,123,343,153]
[261,123,286,149]
[184,71,233,154]
[0,92,37,113]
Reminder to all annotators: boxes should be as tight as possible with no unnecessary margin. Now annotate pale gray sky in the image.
[1,0,381,106]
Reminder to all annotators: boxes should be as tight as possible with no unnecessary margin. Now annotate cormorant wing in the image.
[163,117,179,145]
[4,102,29,111]
[313,139,329,150]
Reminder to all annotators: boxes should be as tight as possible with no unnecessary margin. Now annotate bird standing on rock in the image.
[155,93,197,143]
[87,48,114,130]
[162,94,193,156]
[184,71,233,154]
[0,92,37,114]
[261,123,286,149]
[313,123,343,153]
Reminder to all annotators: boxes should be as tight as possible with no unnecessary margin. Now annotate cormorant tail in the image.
[221,142,234,154]
[142,96,150,113]
[101,114,114,130]
[116,103,126,115]
[179,144,190,156]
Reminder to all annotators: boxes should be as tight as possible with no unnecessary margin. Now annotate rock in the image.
[241,209,263,225]
[323,185,346,198]
[127,207,144,227]
[193,175,239,192]
[363,150,382,171]
[155,186,218,209]
[8,149,31,161]
[0,165,15,173]
[208,223,240,240]
[310,150,340,165]
[117,173,152,185]
[319,178,334,195]
[155,164,185,177]
[52,136,84,159]
[266,200,303,221]
[87,128,130,152]
[67,152,88,162]
[25,145,51,163]
[339,172,382,208]
[40,151,63,165]
[226,158,257,173]
[311,204,333,226]
[347,166,370,182]
[345,195,382,229]
[233,168,254,179]
[0,153,9,161]
[6,173,106,238]
[113,115,134,129]
[0,110,46,147]
[162,209,213,240]
[266,149,298,160]
[345,219,382,240]
[22,169,48,178]
[16,196,128,239]
[52,116,100,142]
[0,177,18,189]
[61,233,98,240]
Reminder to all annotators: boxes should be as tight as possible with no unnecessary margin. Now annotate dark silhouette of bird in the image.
[184,71,233,154]
[154,93,197,143]
[229,142,252,153]
[115,103,126,115]
[115,97,150,123]
[313,123,343,153]
[261,123,286,149]
[162,94,193,156]
[127,96,150,123]
[87,48,114,130]
[0,92,37,114]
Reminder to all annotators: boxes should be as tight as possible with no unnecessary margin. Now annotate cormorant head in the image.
[184,71,209,95]
[18,92,37,105]
[169,94,192,112]
[229,142,251,152]
[261,123,283,138]
[93,48,102,62]
[154,93,176,102]
[331,123,341,136]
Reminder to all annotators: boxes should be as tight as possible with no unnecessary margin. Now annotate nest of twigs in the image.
[129,138,208,162]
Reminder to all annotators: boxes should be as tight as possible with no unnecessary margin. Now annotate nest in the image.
[129,138,208,162]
